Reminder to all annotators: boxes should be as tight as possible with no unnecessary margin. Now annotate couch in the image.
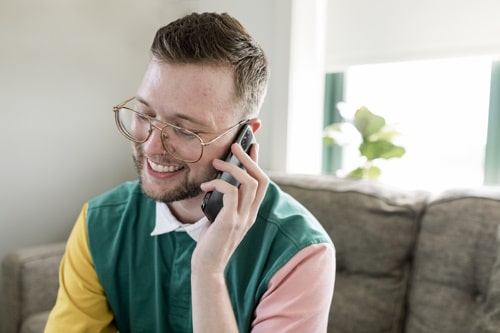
[3,173,500,333]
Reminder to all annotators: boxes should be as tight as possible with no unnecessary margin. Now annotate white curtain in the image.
[325,0,500,70]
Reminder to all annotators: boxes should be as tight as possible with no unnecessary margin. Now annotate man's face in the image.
[133,60,240,204]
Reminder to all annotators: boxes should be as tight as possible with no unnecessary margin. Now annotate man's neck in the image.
[166,195,206,224]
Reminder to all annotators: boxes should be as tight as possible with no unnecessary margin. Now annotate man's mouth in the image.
[148,159,185,173]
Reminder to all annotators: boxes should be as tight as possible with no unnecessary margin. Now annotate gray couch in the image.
[3,173,500,333]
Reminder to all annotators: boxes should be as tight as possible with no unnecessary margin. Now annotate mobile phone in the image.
[201,124,256,222]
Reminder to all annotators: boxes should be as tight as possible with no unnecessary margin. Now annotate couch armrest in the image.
[2,242,65,333]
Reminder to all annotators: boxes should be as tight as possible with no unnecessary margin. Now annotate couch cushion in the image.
[2,242,65,333]
[21,311,50,333]
[406,188,500,333]
[271,173,428,333]
[472,233,500,333]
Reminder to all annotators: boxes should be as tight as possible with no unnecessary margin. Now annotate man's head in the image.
[150,12,269,118]
[121,12,268,209]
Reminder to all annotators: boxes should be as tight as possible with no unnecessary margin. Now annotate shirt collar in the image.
[150,201,210,242]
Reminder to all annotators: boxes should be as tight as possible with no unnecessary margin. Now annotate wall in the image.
[0,0,183,327]
[286,0,326,174]
[0,0,296,328]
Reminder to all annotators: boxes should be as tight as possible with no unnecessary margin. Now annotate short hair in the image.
[150,12,269,117]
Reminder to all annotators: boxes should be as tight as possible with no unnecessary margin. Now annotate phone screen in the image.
[201,124,255,222]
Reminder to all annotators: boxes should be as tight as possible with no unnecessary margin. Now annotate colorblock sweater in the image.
[45,180,335,333]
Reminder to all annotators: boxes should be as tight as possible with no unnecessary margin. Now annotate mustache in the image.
[133,143,185,166]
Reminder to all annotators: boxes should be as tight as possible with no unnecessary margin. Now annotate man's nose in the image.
[142,126,165,153]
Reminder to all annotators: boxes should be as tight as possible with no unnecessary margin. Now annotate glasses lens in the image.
[117,108,150,142]
[161,126,203,162]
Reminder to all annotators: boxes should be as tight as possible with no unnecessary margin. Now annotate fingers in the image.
[221,144,269,202]
[201,143,269,223]
[193,143,269,274]
[232,143,269,220]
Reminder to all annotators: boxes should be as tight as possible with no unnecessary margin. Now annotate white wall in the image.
[287,0,327,174]
[0,0,296,327]
[0,0,183,326]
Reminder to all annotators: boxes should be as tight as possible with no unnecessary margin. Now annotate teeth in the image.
[148,160,183,173]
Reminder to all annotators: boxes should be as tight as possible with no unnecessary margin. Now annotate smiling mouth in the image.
[148,159,185,173]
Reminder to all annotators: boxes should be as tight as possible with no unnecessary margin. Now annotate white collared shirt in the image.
[150,201,210,241]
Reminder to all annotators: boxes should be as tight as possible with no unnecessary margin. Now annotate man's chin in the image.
[133,152,217,203]
[139,178,204,203]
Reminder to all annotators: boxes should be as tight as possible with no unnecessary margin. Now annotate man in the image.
[45,12,335,333]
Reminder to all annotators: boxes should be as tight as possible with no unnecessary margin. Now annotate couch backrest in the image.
[271,173,429,333]
[2,242,65,333]
[406,188,500,333]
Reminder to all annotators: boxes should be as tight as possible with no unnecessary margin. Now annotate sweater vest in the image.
[86,180,332,333]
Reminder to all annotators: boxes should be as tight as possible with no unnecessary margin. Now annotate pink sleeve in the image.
[251,243,336,332]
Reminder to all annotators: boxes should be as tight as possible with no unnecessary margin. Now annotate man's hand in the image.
[191,142,269,333]
[194,142,269,275]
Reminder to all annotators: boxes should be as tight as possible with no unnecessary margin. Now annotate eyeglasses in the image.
[113,97,248,163]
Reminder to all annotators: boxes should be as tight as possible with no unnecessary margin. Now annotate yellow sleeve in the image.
[45,203,117,333]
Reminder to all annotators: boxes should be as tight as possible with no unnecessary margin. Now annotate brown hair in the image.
[150,12,269,117]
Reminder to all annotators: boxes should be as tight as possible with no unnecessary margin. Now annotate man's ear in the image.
[247,118,261,133]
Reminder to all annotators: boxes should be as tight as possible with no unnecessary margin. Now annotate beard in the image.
[132,144,218,203]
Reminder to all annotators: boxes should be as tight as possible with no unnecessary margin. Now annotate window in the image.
[325,57,494,192]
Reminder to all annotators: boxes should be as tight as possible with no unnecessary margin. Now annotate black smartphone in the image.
[201,124,256,222]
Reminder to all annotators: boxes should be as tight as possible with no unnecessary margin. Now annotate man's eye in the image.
[134,113,149,123]
[174,127,198,139]
[134,106,154,118]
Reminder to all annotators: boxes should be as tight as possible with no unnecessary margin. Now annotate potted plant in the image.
[323,106,406,179]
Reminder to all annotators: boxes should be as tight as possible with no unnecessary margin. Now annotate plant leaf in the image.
[370,125,400,141]
[323,136,336,145]
[323,122,360,146]
[364,166,381,179]
[347,166,382,179]
[347,167,364,179]
[380,145,406,159]
[354,107,386,139]
[359,140,406,160]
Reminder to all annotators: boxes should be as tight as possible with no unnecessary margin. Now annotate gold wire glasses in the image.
[113,97,248,163]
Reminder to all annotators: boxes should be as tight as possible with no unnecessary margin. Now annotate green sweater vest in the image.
[87,180,331,333]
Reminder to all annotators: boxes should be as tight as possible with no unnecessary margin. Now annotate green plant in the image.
[323,106,406,179]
